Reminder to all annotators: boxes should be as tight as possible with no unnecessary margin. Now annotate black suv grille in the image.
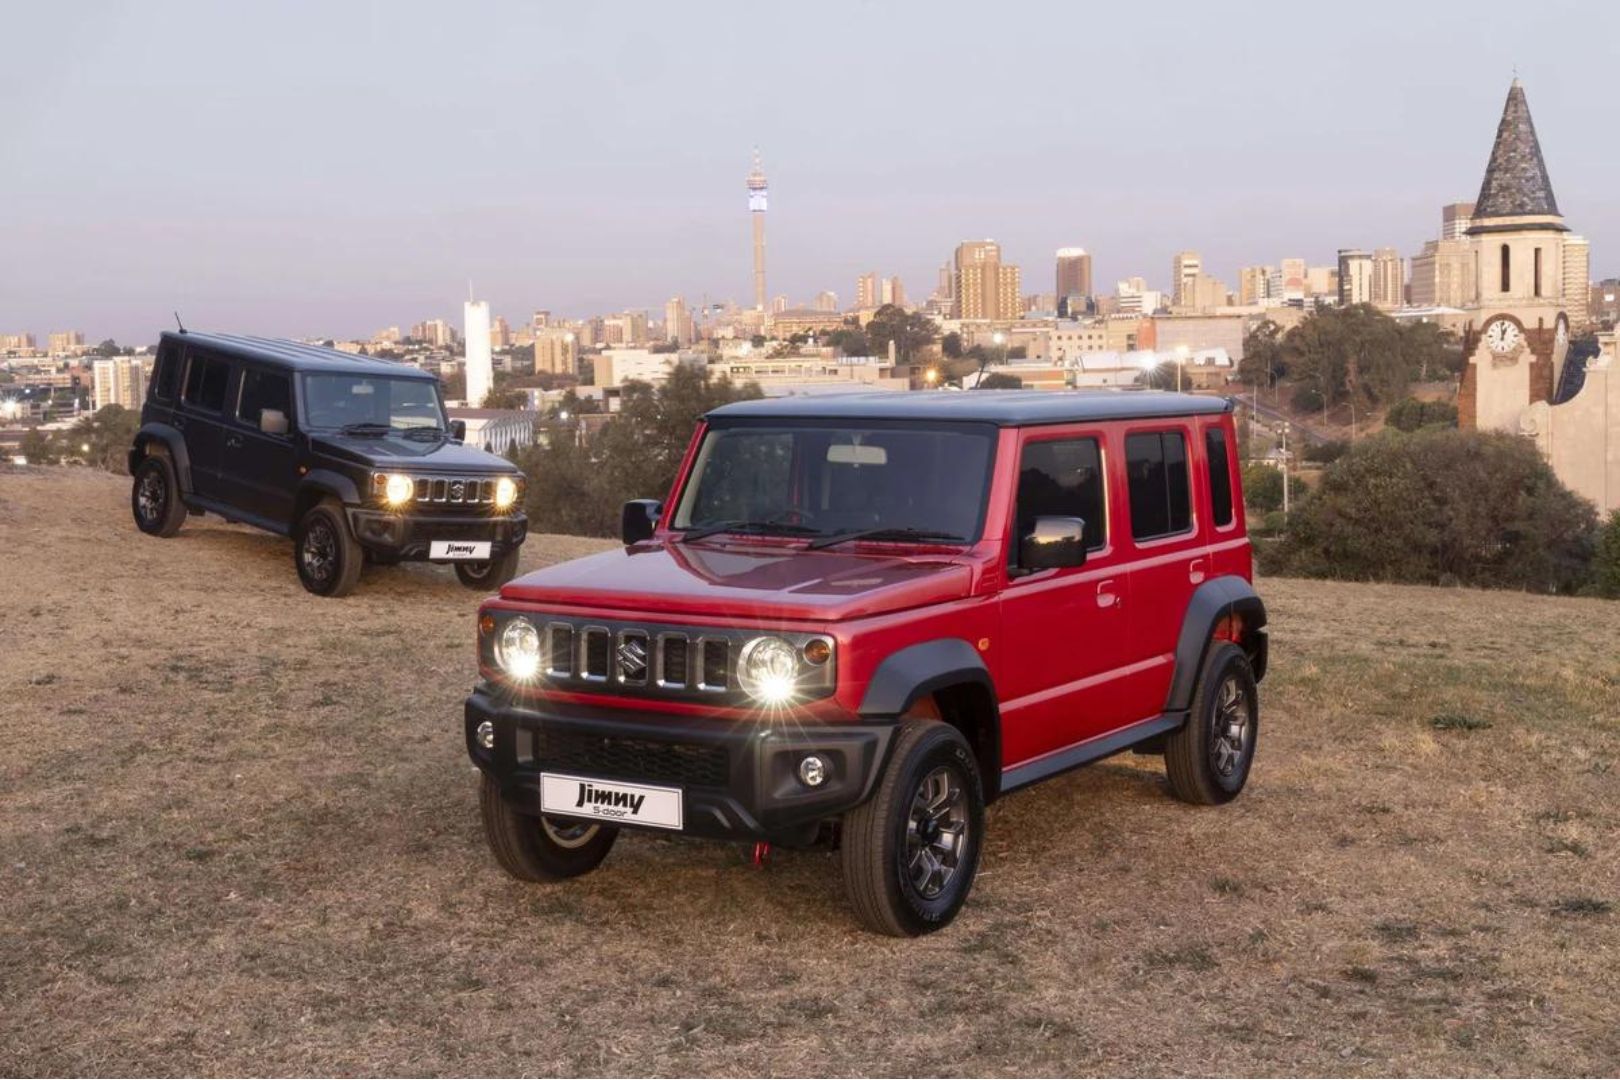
[536,729,729,788]
[414,476,498,506]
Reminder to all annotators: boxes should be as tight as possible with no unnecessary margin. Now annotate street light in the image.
[1280,422,1291,519]
[923,368,939,387]
[1174,344,1190,393]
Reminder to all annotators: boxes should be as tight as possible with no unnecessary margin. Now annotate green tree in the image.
[19,427,57,465]
[1385,397,1458,432]
[1593,511,1620,598]
[1238,318,1285,388]
[480,386,530,410]
[822,326,870,357]
[941,331,963,359]
[978,372,1023,389]
[93,339,121,358]
[72,404,140,473]
[864,304,937,363]
[1272,428,1597,593]
[1241,462,1284,513]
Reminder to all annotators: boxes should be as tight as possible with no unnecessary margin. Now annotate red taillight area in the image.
[1213,614,1244,643]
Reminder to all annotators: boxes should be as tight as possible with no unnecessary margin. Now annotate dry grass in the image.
[2,465,1618,1077]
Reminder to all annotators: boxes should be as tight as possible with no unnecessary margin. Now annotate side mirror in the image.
[1019,516,1087,572]
[259,408,289,436]
[449,419,467,443]
[621,499,662,545]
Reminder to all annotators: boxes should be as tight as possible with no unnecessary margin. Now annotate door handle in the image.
[225,435,242,449]
[1188,559,1207,585]
[1096,580,1121,609]
[172,415,187,429]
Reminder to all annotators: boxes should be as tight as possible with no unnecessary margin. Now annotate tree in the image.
[978,372,1023,389]
[1241,463,1284,513]
[1238,319,1285,388]
[480,387,530,410]
[1593,511,1620,599]
[71,404,139,473]
[1386,397,1458,432]
[94,339,121,358]
[864,304,938,363]
[941,332,963,359]
[19,427,57,465]
[822,326,870,357]
[1271,428,1597,593]
[750,334,767,349]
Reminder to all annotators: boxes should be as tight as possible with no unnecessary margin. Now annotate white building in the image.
[593,348,708,388]
[463,299,493,407]
[92,356,150,411]
[447,408,534,456]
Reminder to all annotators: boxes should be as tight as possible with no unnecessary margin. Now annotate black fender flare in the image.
[129,423,192,492]
[858,638,1003,798]
[1163,575,1268,715]
[295,469,362,518]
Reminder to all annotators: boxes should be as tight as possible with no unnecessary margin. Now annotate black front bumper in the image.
[348,509,527,560]
[464,686,896,843]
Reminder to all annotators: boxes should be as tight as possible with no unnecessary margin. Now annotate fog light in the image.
[798,754,827,787]
[476,721,495,750]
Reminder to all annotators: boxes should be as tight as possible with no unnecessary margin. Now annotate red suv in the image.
[465,391,1267,935]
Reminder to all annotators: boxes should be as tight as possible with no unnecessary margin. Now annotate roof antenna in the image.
[173,311,187,334]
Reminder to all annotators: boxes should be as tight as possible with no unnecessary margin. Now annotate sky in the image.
[2,0,1617,345]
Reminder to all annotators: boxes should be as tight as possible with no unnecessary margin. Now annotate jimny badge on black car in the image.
[127,331,528,597]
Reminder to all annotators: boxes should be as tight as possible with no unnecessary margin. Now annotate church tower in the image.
[1458,79,1571,432]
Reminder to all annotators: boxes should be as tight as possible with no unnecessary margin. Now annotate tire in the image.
[131,454,187,537]
[479,773,618,882]
[293,499,364,597]
[840,719,985,937]
[455,547,521,590]
[1165,641,1259,805]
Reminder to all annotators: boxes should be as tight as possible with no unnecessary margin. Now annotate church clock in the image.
[1483,317,1524,357]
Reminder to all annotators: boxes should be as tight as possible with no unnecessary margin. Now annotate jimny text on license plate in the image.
[540,773,683,830]
[429,540,491,560]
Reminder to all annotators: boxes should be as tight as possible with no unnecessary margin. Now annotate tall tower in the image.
[463,295,492,408]
[747,148,768,314]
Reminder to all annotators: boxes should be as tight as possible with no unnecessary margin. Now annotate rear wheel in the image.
[1166,641,1258,805]
[479,773,618,881]
[131,455,187,537]
[293,499,363,597]
[455,547,521,590]
[840,719,985,936]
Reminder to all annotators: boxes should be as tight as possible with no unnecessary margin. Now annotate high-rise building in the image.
[664,297,691,345]
[881,276,906,308]
[1170,251,1201,307]
[92,356,148,411]
[855,272,880,310]
[1238,266,1273,305]
[412,319,455,347]
[1277,258,1308,302]
[533,329,578,377]
[1441,202,1475,240]
[747,148,768,313]
[1115,278,1163,316]
[463,300,493,406]
[954,240,1021,320]
[1055,248,1093,308]
[814,291,838,312]
[1337,249,1373,305]
[47,331,85,356]
[491,315,513,350]
[1371,247,1405,309]
[0,333,37,352]
[1563,234,1590,330]
[532,310,553,330]
[1409,240,1476,308]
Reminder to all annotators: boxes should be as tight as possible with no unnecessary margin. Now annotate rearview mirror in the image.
[827,443,887,466]
[621,499,662,545]
[1019,516,1087,572]
[259,408,288,436]
[449,419,467,442]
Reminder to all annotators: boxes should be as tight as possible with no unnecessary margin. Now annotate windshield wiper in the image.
[806,527,967,551]
[401,425,446,440]
[338,422,393,436]
[678,519,821,543]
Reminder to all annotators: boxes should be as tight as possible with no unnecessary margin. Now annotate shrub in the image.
[1241,462,1284,513]
[1302,439,1349,465]
[1386,397,1459,432]
[1270,428,1597,593]
[1594,511,1620,598]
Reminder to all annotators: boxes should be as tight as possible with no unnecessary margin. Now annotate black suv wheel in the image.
[454,547,521,590]
[131,454,187,537]
[840,719,985,936]
[479,774,618,881]
[1166,641,1258,805]
[293,499,364,597]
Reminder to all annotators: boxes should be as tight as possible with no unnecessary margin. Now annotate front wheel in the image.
[840,719,985,936]
[293,500,364,597]
[455,547,521,590]
[131,455,187,537]
[479,773,618,881]
[1165,641,1258,805]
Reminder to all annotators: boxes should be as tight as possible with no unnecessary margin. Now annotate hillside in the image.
[2,466,1617,1076]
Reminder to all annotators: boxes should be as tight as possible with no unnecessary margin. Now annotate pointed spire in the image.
[1472,79,1561,222]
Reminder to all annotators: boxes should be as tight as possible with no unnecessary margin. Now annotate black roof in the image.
[707,389,1233,426]
[1471,79,1562,225]
[161,331,437,379]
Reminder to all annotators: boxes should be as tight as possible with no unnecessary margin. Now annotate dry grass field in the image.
[2,465,1617,1077]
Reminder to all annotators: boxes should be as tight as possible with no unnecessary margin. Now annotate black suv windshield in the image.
[302,374,446,433]
[671,421,995,543]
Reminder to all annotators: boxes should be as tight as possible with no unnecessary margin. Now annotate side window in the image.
[1125,430,1192,541]
[238,369,292,431]
[1205,427,1234,528]
[183,351,231,413]
[153,343,182,402]
[1013,437,1106,557]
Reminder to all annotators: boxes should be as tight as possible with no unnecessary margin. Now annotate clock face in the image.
[1484,318,1523,355]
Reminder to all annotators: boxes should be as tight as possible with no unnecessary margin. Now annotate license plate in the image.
[429,540,491,560]
[540,773,684,830]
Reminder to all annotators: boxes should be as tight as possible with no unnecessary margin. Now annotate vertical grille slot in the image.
[657,634,689,689]
[580,627,610,682]
[545,624,574,677]
[431,478,448,502]
[414,477,431,502]
[698,638,729,692]
[615,630,649,685]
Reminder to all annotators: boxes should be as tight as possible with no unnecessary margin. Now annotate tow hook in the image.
[751,841,771,868]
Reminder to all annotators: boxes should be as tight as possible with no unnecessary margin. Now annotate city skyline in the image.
[3,1,1618,343]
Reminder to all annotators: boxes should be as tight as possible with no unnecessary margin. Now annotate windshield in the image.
[671,421,996,543]
[302,373,446,432]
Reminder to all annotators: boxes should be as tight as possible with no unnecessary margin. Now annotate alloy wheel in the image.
[301,519,337,586]
[904,765,970,900]
[541,817,599,849]
[1211,675,1251,777]
[136,469,165,524]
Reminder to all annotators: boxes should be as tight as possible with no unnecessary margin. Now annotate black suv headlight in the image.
[372,471,415,508]
[493,475,521,511]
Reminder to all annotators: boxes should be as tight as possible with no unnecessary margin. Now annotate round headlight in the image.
[497,617,541,680]
[383,473,414,507]
[493,475,518,511]
[738,636,800,704]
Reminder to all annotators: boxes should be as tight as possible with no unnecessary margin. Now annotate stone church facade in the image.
[1458,80,1619,515]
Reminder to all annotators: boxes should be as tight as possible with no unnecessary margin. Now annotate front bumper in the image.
[464,686,896,843]
[348,509,527,560]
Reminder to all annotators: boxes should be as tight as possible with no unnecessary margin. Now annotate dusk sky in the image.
[3,0,1617,344]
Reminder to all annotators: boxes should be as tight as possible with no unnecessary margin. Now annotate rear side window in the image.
[152,343,182,401]
[1125,430,1191,540]
[183,352,231,412]
[238,369,292,429]
[1013,437,1106,555]
[1205,427,1234,528]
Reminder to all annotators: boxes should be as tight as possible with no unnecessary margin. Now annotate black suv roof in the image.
[162,331,437,380]
[707,389,1233,427]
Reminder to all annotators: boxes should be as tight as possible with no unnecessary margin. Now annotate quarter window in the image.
[183,352,231,413]
[1013,437,1106,558]
[1205,427,1234,528]
[153,343,182,401]
[1125,430,1192,540]
[238,369,292,430]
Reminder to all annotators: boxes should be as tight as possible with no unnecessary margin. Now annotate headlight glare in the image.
[497,617,541,680]
[379,472,414,507]
[738,636,800,704]
[494,475,519,510]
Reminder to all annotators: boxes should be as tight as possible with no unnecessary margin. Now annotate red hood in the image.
[500,539,975,622]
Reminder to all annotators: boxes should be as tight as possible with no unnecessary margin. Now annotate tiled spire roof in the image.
[1473,79,1561,220]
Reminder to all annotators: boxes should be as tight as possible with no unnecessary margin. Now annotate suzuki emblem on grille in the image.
[616,638,648,679]
[449,480,465,501]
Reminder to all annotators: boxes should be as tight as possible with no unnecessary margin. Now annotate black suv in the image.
[127,331,529,596]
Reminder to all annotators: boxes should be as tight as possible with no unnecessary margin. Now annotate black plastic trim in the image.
[1000,712,1184,792]
[857,638,996,719]
[1163,576,1268,714]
